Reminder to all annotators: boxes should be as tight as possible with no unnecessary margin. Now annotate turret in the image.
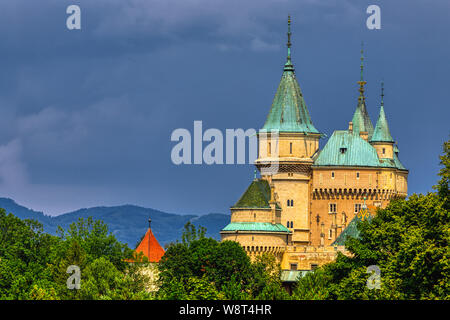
[370,82,395,159]
[257,16,321,164]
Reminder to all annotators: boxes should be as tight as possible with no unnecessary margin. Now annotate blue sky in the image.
[0,0,448,215]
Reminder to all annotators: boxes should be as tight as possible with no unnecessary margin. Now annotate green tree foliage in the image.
[293,140,450,300]
[157,222,288,300]
[0,210,59,299]
[0,211,151,300]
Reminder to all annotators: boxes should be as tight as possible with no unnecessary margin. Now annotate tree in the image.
[157,222,289,300]
[0,210,59,299]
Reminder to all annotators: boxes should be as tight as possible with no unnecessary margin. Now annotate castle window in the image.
[287,221,289,228]
[355,203,362,213]
[329,203,337,213]
[331,171,335,179]
[287,199,294,207]
[328,229,333,239]
[311,264,319,270]
[340,147,347,154]
[356,172,360,179]
[290,221,294,228]
[383,148,386,155]
[268,142,271,156]
[290,263,298,271]
[290,142,293,154]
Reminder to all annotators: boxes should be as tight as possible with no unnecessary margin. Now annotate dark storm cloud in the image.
[0,0,448,215]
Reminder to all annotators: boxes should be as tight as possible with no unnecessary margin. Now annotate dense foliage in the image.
[157,222,289,300]
[0,214,152,300]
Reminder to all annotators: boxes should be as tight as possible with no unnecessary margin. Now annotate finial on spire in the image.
[287,15,292,60]
[148,218,152,229]
[360,41,364,82]
[357,41,367,103]
[381,80,384,105]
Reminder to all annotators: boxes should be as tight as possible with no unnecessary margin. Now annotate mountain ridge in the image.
[0,197,229,248]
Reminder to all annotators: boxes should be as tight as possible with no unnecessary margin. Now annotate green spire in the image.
[351,42,374,138]
[284,15,294,72]
[261,16,319,134]
[370,82,394,143]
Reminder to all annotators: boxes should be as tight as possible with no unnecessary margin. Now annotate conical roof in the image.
[351,101,374,138]
[135,225,165,263]
[261,17,319,134]
[371,105,394,143]
[332,205,373,246]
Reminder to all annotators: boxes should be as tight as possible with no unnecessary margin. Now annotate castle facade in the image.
[220,18,408,276]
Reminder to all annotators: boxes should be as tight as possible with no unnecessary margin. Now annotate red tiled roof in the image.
[134,228,165,263]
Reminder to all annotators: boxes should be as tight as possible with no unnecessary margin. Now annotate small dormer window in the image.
[340,147,347,154]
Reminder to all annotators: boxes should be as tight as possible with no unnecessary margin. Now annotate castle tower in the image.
[255,16,321,245]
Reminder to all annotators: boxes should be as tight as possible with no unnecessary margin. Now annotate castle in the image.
[220,17,408,279]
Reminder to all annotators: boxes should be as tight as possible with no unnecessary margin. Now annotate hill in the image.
[0,198,229,248]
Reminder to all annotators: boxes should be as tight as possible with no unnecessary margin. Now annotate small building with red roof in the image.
[134,218,165,263]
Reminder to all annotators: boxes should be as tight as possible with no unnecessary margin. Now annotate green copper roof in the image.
[393,153,407,170]
[313,130,407,170]
[261,19,319,134]
[232,179,280,209]
[394,145,399,153]
[314,130,380,167]
[370,105,394,143]
[221,222,290,233]
[351,101,374,138]
[332,211,373,246]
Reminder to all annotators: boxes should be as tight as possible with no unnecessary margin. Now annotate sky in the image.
[0,0,448,216]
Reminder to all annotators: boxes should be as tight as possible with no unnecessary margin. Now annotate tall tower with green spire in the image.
[255,16,321,245]
[351,43,374,140]
[261,16,319,134]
